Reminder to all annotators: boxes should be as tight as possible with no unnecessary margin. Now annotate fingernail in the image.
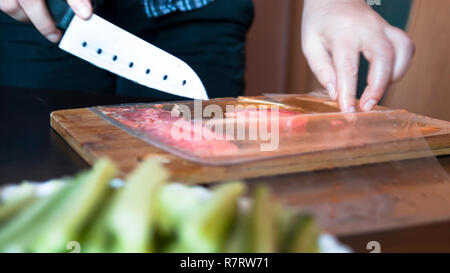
[326,83,337,100]
[363,99,377,112]
[73,1,91,19]
[348,106,356,113]
[46,33,60,43]
[80,5,91,19]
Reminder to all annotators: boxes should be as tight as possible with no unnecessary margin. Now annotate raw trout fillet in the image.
[101,107,240,157]
[99,106,309,160]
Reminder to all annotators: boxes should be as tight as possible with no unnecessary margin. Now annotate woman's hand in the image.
[302,0,415,112]
[0,0,93,43]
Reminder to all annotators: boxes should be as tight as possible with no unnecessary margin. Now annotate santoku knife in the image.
[46,0,209,100]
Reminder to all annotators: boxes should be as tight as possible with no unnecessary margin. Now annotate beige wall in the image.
[382,0,450,121]
[245,0,317,96]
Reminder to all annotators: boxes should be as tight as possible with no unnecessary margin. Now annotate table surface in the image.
[2,86,450,253]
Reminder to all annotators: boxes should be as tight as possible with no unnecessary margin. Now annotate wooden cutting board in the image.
[50,95,450,184]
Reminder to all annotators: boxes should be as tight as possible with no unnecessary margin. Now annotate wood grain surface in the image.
[50,95,450,184]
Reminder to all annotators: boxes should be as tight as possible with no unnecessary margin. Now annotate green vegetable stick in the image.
[156,184,212,235]
[0,183,38,224]
[0,177,75,252]
[284,214,320,253]
[104,159,168,253]
[224,206,250,253]
[80,206,112,253]
[248,186,277,253]
[0,180,68,226]
[179,182,246,253]
[29,159,117,252]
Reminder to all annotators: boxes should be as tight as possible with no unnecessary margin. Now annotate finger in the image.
[0,0,28,21]
[67,0,93,20]
[360,38,395,112]
[18,0,61,43]
[385,27,415,81]
[332,41,360,112]
[303,37,338,100]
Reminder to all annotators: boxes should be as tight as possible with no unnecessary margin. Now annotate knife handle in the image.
[47,0,100,31]
[46,0,75,30]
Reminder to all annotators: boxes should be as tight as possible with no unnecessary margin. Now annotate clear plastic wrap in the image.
[89,95,450,166]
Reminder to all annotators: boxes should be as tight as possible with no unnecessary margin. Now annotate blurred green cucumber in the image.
[83,159,167,253]
[178,182,246,253]
[248,186,278,253]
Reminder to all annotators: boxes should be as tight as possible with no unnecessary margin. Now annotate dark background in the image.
[0,86,157,184]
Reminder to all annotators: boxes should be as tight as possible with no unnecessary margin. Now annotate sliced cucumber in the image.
[179,182,246,253]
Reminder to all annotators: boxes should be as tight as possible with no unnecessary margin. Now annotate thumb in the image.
[67,0,93,20]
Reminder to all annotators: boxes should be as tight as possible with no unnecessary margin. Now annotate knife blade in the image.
[47,0,209,100]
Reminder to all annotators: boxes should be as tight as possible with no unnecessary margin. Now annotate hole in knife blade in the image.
[182,80,187,86]
[146,69,150,74]
[129,62,134,68]
[112,55,118,61]
[163,75,168,80]
[82,41,87,47]
[97,48,102,54]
